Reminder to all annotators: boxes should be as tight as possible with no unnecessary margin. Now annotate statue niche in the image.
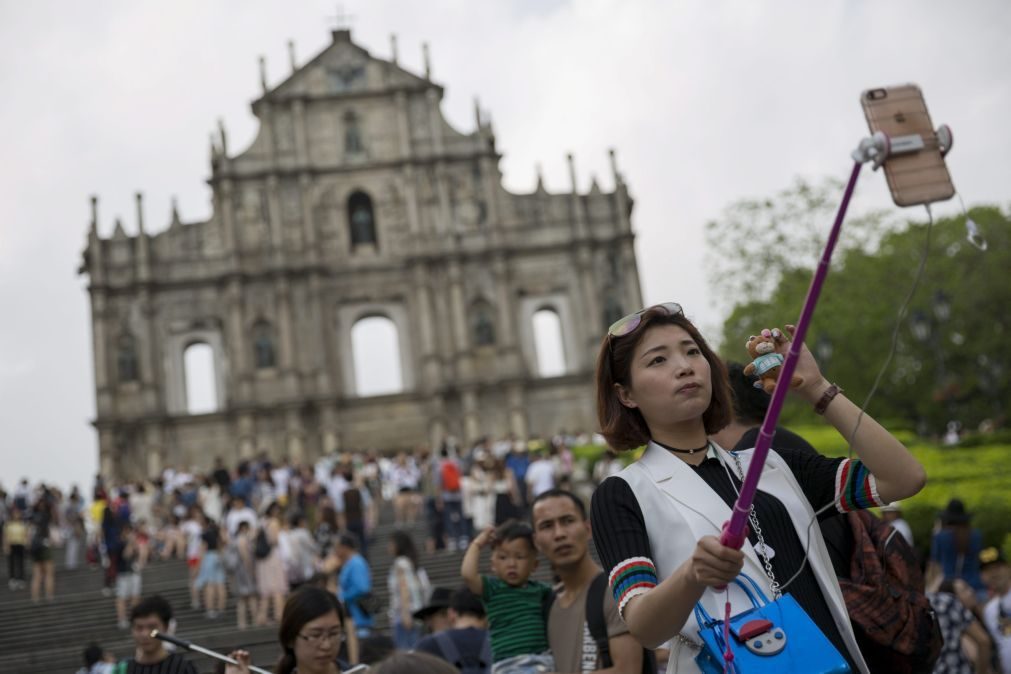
[348,191,377,248]
[252,320,276,369]
[117,333,140,383]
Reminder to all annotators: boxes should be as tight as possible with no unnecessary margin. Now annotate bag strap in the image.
[434,631,461,665]
[693,572,767,628]
[585,572,612,668]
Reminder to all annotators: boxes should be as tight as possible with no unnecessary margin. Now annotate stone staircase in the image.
[0,509,559,673]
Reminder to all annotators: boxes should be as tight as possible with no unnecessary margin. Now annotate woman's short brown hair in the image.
[595,307,732,451]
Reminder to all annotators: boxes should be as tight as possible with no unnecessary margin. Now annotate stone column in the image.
[144,423,165,479]
[576,245,601,366]
[403,167,421,235]
[137,289,160,412]
[91,291,113,417]
[99,427,116,481]
[412,264,441,391]
[447,259,472,381]
[299,174,317,265]
[492,255,523,376]
[394,91,412,159]
[292,99,309,165]
[461,389,480,444]
[428,395,447,450]
[506,384,528,440]
[225,279,251,401]
[237,412,256,460]
[320,404,341,455]
[276,276,299,396]
[621,237,644,310]
[266,175,284,253]
[306,274,332,395]
[285,407,305,464]
[218,178,238,253]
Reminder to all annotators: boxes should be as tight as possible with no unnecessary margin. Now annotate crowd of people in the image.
[0,431,592,630]
[4,305,1011,674]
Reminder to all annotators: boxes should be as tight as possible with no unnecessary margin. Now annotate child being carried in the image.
[461,520,554,674]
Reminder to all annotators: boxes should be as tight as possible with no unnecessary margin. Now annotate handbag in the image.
[693,572,851,674]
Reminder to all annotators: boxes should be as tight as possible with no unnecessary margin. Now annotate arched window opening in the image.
[344,110,364,154]
[348,191,377,248]
[252,320,276,369]
[183,343,218,414]
[351,316,403,396]
[471,300,496,347]
[117,334,139,383]
[532,308,566,377]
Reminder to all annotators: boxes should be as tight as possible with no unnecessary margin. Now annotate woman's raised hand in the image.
[767,325,830,403]
[224,649,251,674]
[688,535,745,588]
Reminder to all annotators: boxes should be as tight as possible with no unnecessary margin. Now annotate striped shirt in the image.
[118,653,198,674]
[481,575,552,662]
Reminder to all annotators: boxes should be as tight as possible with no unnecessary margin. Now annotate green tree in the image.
[704,176,894,312]
[716,201,1010,436]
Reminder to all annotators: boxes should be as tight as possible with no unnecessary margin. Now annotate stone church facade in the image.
[80,29,643,480]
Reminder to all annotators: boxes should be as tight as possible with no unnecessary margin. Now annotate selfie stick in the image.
[719,126,948,551]
[151,630,274,674]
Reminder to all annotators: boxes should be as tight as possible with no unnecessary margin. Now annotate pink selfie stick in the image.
[719,160,863,550]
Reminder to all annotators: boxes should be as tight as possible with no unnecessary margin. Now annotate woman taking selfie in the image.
[590,303,926,673]
[225,586,353,674]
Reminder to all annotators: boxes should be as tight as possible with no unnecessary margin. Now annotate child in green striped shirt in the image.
[461,520,555,673]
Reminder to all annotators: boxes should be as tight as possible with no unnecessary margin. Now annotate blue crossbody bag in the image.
[693,572,851,674]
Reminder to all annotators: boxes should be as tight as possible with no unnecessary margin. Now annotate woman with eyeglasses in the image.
[225,586,352,674]
[589,303,927,673]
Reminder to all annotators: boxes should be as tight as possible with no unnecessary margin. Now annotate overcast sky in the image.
[2,0,1009,493]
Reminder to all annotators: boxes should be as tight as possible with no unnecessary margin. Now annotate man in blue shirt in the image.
[503,441,531,511]
[334,532,374,637]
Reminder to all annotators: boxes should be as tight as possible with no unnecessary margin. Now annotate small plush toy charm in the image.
[743,329,804,394]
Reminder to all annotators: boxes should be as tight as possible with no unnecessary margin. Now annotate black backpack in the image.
[545,572,657,673]
[254,528,272,560]
[434,630,492,674]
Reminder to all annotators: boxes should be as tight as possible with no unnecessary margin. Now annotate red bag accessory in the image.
[441,461,461,492]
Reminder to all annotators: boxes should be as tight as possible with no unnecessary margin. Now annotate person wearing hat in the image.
[930,499,987,599]
[414,586,455,634]
[414,588,490,673]
[980,547,1011,673]
[879,501,914,547]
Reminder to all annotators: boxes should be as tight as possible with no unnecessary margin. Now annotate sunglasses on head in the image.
[607,302,684,339]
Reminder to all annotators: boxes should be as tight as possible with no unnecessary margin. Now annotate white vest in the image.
[614,441,869,674]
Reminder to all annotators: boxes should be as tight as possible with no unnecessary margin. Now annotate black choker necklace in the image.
[656,440,710,455]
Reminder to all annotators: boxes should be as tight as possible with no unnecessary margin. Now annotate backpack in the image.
[441,461,461,493]
[254,528,271,560]
[434,630,492,674]
[544,573,657,673]
[838,510,942,674]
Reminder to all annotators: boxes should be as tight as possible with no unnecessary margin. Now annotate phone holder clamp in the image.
[852,125,953,169]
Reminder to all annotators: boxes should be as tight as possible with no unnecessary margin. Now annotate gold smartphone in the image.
[861,84,955,207]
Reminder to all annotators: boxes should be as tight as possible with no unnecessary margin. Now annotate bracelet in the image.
[814,383,843,415]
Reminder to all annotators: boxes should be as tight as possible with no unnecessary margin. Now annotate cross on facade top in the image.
[328,3,356,31]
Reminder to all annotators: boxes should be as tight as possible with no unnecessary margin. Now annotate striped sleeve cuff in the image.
[608,556,658,618]
[834,458,885,512]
